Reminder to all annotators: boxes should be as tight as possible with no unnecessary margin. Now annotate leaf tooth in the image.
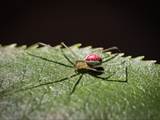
[70,43,82,48]
[80,46,92,50]
[92,47,103,52]
[27,43,40,49]
[118,53,125,57]
[134,56,145,60]
[5,43,17,48]
[125,55,132,59]
[145,60,157,64]
[17,45,27,49]
[95,47,103,50]
[37,42,51,47]
[132,56,157,64]
[54,45,62,48]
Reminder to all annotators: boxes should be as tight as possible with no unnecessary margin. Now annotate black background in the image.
[0,0,159,62]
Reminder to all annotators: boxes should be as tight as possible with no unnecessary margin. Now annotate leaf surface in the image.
[0,43,159,120]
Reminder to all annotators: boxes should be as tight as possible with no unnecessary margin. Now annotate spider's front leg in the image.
[60,47,75,66]
[26,52,73,68]
[60,42,80,66]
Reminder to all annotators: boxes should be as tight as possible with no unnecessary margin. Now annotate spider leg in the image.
[27,52,73,68]
[60,48,75,65]
[87,67,102,72]
[70,74,83,95]
[102,46,121,63]
[86,67,104,74]
[61,42,79,59]
[94,67,128,83]
[102,53,119,63]
[103,46,119,52]
[1,73,79,97]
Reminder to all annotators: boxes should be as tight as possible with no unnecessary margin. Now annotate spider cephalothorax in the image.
[74,59,104,74]
[26,42,128,95]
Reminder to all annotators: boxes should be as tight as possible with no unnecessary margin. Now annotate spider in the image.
[26,42,128,95]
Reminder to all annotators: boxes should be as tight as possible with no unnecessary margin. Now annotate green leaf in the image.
[0,43,160,120]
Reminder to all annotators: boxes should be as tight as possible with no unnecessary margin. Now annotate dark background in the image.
[0,1,159,62]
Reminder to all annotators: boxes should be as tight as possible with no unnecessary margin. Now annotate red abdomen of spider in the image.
[84,54,102,66]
